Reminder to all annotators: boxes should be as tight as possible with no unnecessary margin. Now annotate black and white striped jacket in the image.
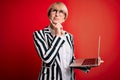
[33,26,75,80]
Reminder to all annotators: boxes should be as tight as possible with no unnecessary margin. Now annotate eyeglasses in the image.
[51,9,66,16]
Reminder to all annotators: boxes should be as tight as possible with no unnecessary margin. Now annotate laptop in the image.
[70,35,104,68]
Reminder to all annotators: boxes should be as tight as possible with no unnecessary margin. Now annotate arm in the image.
[33,30,65,65]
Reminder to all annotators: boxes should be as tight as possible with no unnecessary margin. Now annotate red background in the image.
[0,0,120,80]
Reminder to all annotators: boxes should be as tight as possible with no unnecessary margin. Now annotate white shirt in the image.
[59,35,72,80]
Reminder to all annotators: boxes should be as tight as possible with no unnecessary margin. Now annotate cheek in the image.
[49,15,52,19]
[61,18,65,22]
[49,13,54,19]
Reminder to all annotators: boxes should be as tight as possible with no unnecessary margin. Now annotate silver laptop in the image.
[70,35,103,67]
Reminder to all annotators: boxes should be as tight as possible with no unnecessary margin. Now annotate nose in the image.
[55,11,60,16]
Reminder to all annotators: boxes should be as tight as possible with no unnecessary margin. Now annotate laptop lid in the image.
[70,35,102,67]
[80,35,101,67]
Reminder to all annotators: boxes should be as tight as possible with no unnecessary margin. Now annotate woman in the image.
[33,2,75,80]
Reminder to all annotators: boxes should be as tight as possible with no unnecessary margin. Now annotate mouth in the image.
[52,18,60,23]
[54,17,59,20]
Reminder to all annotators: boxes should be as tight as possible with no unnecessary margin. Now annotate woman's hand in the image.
[50,20,64,36]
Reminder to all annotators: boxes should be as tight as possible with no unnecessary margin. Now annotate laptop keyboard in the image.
[82,58,98,65]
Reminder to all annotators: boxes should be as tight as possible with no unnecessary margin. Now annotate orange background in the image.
[0,0,120,80]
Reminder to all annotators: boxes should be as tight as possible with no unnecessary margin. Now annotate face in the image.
[49,5,66,24]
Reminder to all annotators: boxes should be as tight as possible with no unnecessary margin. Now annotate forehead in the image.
[51,4,66,10]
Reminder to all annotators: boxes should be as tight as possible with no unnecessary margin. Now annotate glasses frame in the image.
[50,8,66,17]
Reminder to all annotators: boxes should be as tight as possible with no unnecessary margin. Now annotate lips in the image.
[54,17,59,20]
[52,18,60,23]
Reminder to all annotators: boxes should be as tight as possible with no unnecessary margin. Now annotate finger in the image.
[57,23,62,28]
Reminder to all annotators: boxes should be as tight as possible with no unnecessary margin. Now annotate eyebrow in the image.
[52,8,65,13]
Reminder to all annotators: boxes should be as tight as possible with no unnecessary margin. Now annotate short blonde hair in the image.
[48,2,68,20]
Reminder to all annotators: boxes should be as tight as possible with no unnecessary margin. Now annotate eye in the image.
[59,10,66,16]
[52,9,57,12]
[59,10,64,14]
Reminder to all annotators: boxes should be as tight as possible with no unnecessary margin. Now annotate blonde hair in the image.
[48,2,68,19]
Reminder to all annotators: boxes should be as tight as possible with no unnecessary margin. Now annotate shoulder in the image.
[65,31,73,38]
[33,29,43,37]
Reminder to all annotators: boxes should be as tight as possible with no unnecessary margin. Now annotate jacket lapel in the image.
[65,32,73,49]
[44,27,53,47]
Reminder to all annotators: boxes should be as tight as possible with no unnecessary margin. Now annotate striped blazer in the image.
[33,26,75,80]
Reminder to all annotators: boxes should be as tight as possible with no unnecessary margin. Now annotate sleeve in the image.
[33,30,65,65]
[71,34,76,62]
[70,34,76,80]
